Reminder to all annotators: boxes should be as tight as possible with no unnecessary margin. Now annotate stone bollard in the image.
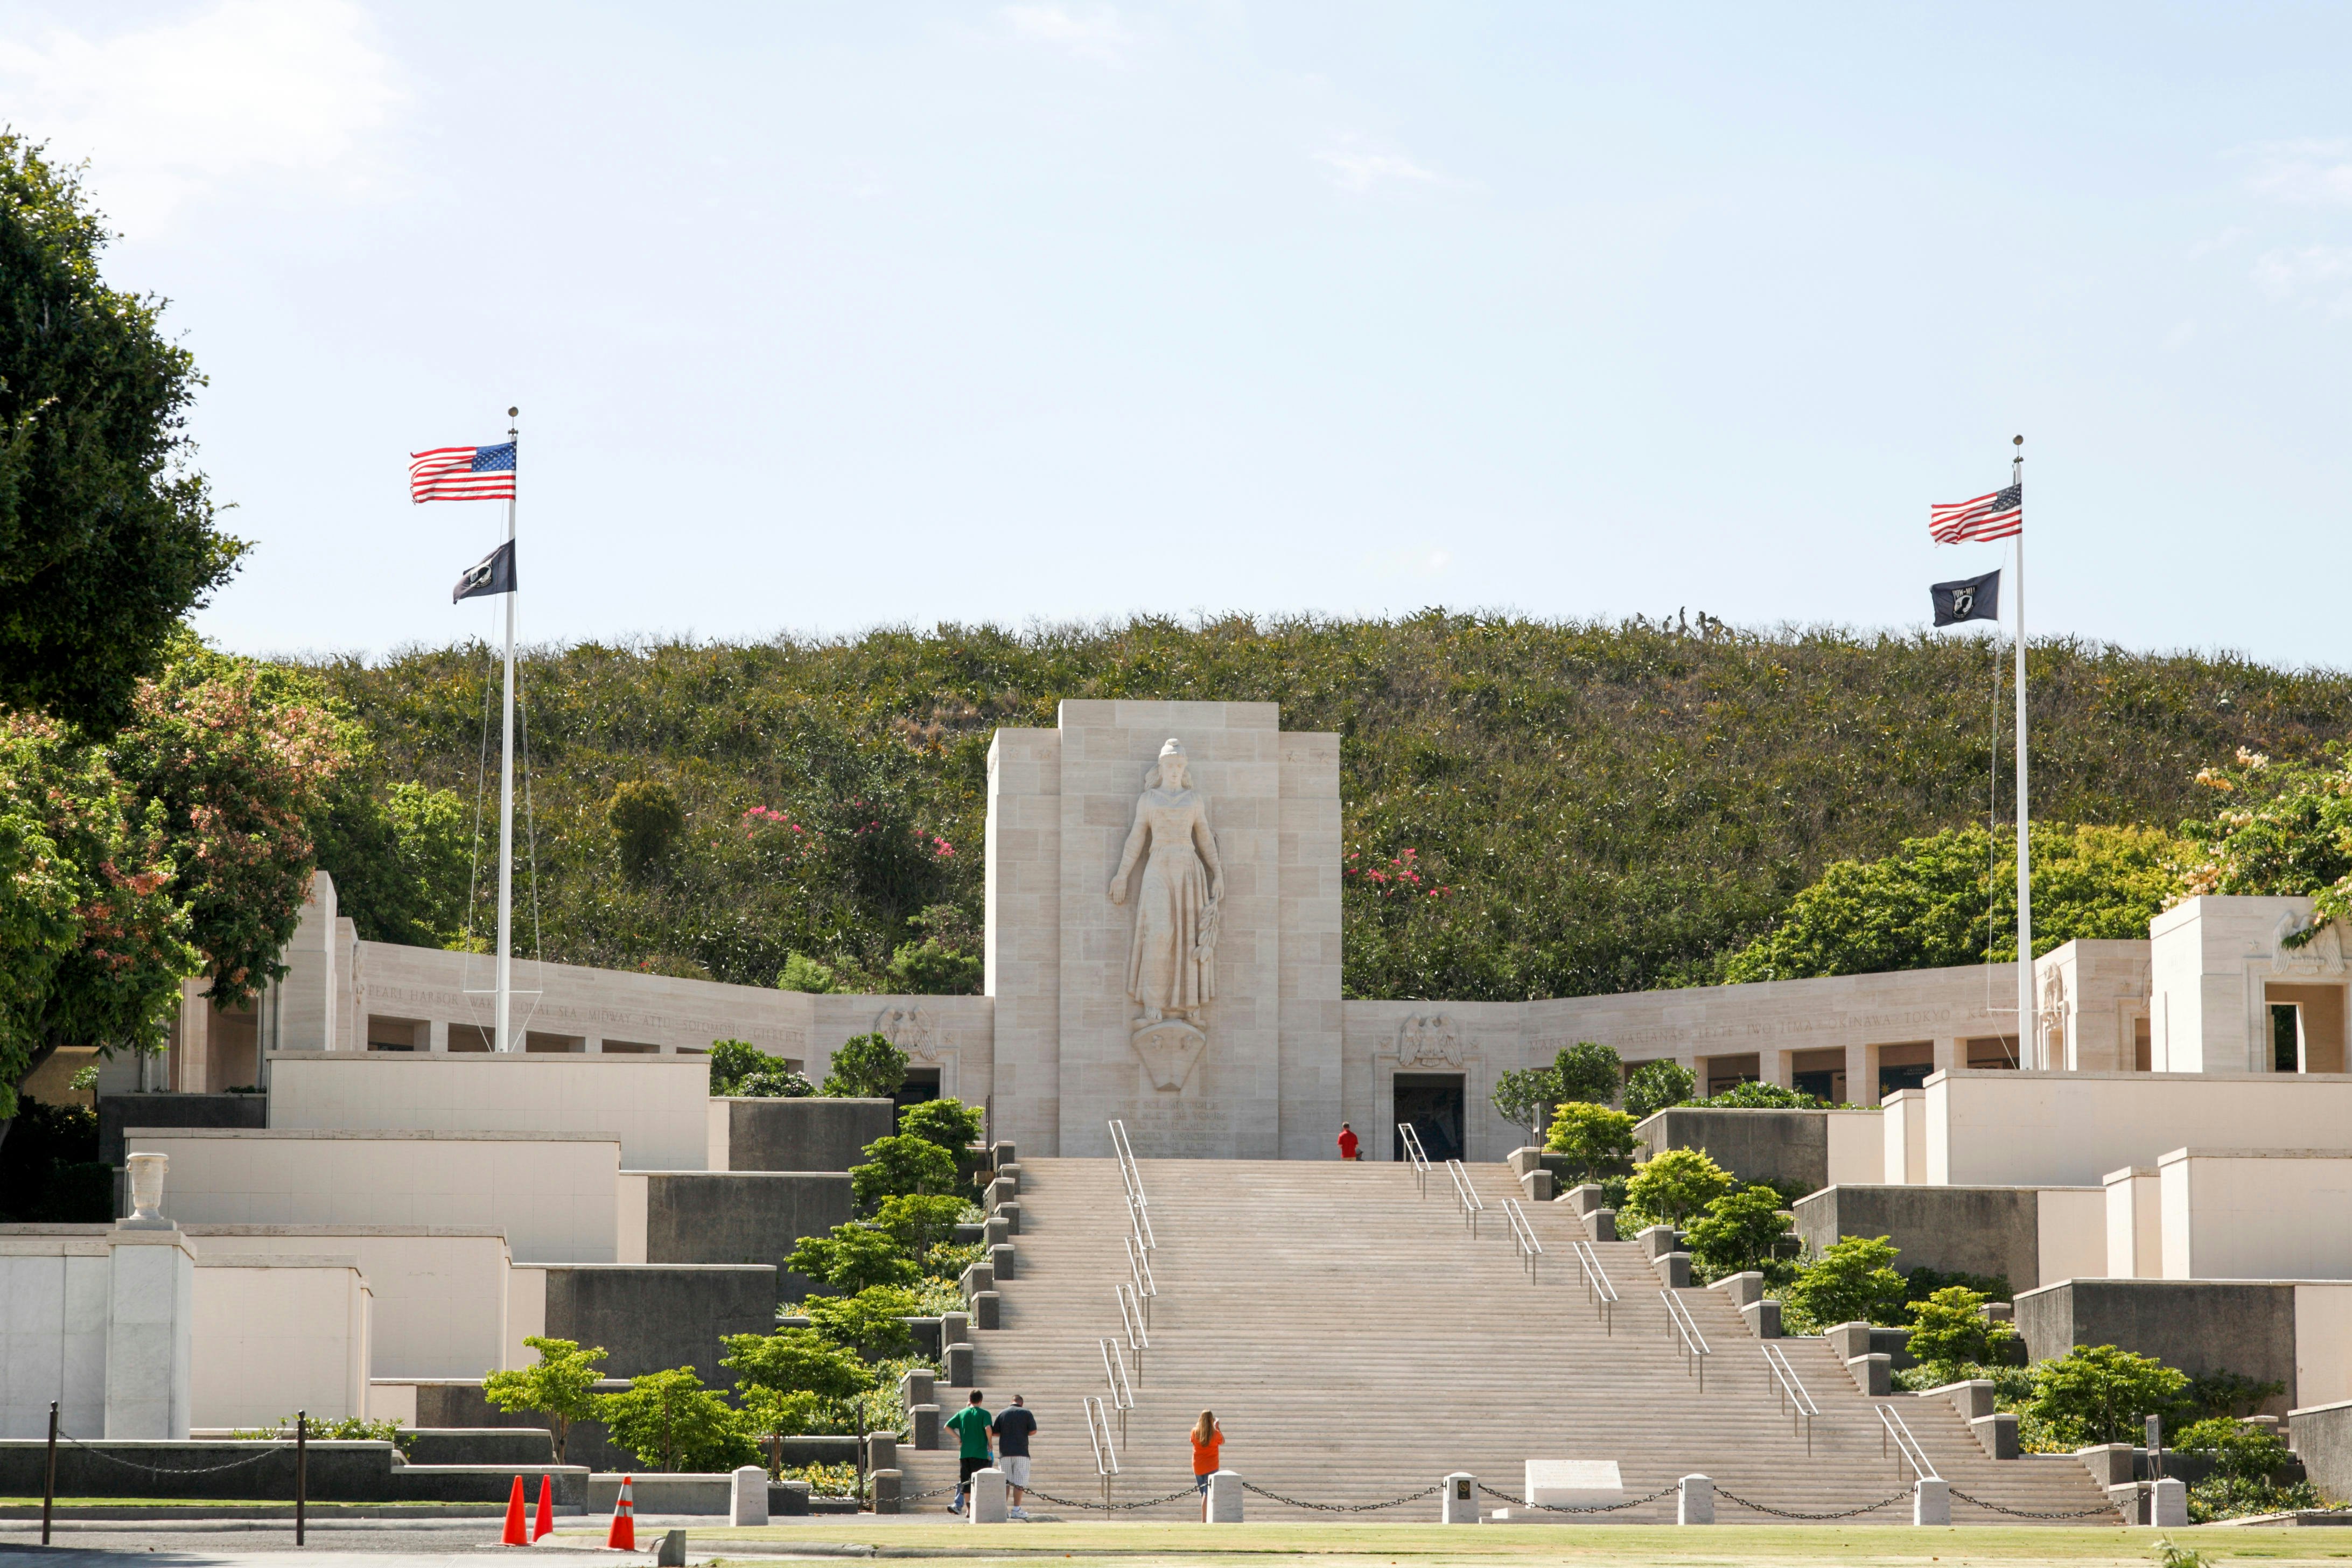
[990,1140,1018,1167]
[656,1530,688,1567]
[871,1469,902,1514]
[1590,1208,1618,1242]
[1823,1321,1873,1362]
[989,1242,1016,1283]
[961,1261,995,1302]
[1520,1169,1553,1203]
[1846,1353,1892,1396]
[996,1200,1023,1236]
[973,1291,1001,1329]
[1565,1182,1604,1215]
[984,1177,1014,1212]
[1740,1299,1782,1340]
[1205,1469,1243,1523]
[866,1432,898,1477]
[1655,1252,1692,1289]
[732,1464,769,1525]
[1637,1223,1679,1259]
[1677,1474,1713,1525]
[1912,1478,1949,1526]
[1441,1472,1477,1524]
[996,1163,1020,1194]
[943,1310,971,1347]
[1709,1271,1765,1311]
[2152,1476,2187,1528]
[1971,1411,2019,1460]
[911,1404,941,1450]
[944,1341,975,1387]
[983,1215,1011,1249]
[968,1467,1008,1523]
[901,1368,935,1410]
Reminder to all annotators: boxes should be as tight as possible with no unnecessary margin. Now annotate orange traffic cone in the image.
[533,1475,554,1541]
[605,1474,636,1551]
[501,1475,529,1546]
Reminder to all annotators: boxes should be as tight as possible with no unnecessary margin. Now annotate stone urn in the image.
[125,1152,169,1223]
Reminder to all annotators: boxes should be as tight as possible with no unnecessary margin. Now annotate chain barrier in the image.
[1241,1481,1442,1514]
[59,1432,289,1477]
[1713,1485,1912,1520]
[1947,1487,2121,1520]
[1023,1486,1201,1512]
[1474,1480,1676,1515]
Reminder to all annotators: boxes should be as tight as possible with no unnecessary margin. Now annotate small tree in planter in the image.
[483,1335,607,1465]
[1544,1102,1636,1185]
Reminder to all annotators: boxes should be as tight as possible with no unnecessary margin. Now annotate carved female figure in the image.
[1108,739,1225,1025]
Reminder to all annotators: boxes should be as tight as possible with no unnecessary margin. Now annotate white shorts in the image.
[998,1455,1031,1488]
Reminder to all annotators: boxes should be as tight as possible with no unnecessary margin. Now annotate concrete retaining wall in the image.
[2292,1399,2352,1502]
[1795,1185,2043,1287]
[2015,1278,2299,1416]
[540,1264,778,1385]
[98,1094,265,1168]
[711,1098,894,1173]
[402,1428,557,1465]
[1635,1108,1829,1195]
[0,1439,586,1504]
[400,1380,634,1473]
[632,1172,852,1300]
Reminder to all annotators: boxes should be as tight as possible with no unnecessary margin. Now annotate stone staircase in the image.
[896,1156,2116,1523]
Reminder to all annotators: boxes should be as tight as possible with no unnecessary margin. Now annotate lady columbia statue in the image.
[1107,739,1226,1027]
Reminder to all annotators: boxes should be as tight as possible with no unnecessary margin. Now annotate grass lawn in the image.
[540,1520,2352,1567]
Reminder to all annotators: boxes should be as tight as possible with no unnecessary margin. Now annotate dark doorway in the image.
[2272,1005,2303,1074]
[1394,1073,1465,1163]
[894,1067,942,1121]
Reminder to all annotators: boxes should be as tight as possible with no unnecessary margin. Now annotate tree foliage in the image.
[1622,1147,1732,1227]
[1543,1101,1637,1184]
[2182,745,2352,941]
[482,1335,607,1465]
[1489,1065,1559,1143]
[1904,1284,2016,1371]
[1780,1235,1910,1334]
[1554,1041,1622,1107]
[787,1222,919,1294]
[802,1284,921,1361]
[897,1097,982,1153]
[824,1032,907,1099]
[707,1039,814,1097]
[1683,1186,1793,1283]
[849,1133,958,1207]
[595,1367,755,1474]
[607,780,684,881]
[301,617,2351,997]
[0,134,245,734]
[2024,1343,2190,1449]
[1721,822,2187,982]
[1687,1081,1826,1109]
[1622,1060,1694,1122]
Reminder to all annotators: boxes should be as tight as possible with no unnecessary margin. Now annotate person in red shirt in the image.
[1336,1123,1360,1161]
[1191,1410,1225,1515]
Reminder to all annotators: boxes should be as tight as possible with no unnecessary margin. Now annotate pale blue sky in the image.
[8,2,2351,667]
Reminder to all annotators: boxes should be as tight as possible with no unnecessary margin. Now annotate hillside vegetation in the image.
[305,614,2352,1002]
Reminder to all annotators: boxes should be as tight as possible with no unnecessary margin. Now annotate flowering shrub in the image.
[1345,846,1452,900]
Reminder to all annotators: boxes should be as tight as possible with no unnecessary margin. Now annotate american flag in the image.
[1929,484,2021,544]
[410,442,517,503]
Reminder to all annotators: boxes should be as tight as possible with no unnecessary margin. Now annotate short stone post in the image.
[944,1341,975,1386]
[1677,1474,1713,1524]
[2151,1476,2187,1528]
[988,1242,1016,1282]
[968,1467,1008,1523]
[1637,1223,1679,1259]
[990,1139,1018,1167]
[1740,1299,1782,1339]
[910,1404,941,1450]
[1566,1182,1604,1216]
[996,1200,1023,1235]
[983,1215,1011,1249]
[656,1529,687,1567]
[1590,1209,1618,1242]
[942,1310,971,1347]
[870,1469,902,1514]
[1441,1472,1477,1524]
[104,1214,196,1439]
[1205,1469,1243,1522]
[866,1432,897,1474]
[1520,1170,1553,1203]
[972,1291,1002,1329]
[996,1163,1020,1194]
[731,1465,769,1525]
[900,1368,934,1410]
[1655,1252,1692,1289]
[1912,1478,1949,1525]
[1846,1353,1892,1396]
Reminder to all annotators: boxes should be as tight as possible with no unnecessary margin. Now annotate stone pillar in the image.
[1677,1473,1713,1525]
[983,1216,1011,1249]
[1846,1353,1892,1396]
[103,1221,196,1439]
[988,1242,1016,1282]
[1441,1472,1477,1524]
[1206,1469,1243,1523]
[1912,1478,1949,1526]
[428,1019,449,1053]
[944,1342,975,1386]
[2151,1476,2187,1527]
[968,1468,1008,1523]
[1520,1170,1552,1203]
[910,1404,941,1450]
[870,1469,902,1515]
[1844,1043,1872,1107]
[942,1311,971,1347]
[900,1369,935,1409]
[732,1465,769,1525]
[996,1201,1023,1236]
[972,1291,1001,1329]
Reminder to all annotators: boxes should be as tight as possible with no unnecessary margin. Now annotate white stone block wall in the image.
[183,1227,509,1380]
[128,1130,622,1264]
[2034,1187,2108,1285]
[0,1233,112,1439]
[985,726,1062,1154]
[2155,1148,2352,1281]
[1277,731,1343,1158]
[2103,1166,2162,1278]
[191,1256,371,1428]
[2297,1285,2352,1409]
[1929,1072,2352,1188]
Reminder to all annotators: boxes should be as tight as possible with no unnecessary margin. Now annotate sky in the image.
[7,2,2352,668]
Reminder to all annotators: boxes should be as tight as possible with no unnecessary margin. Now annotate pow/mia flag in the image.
[1931,569,1999,627]
[453,539,517,604]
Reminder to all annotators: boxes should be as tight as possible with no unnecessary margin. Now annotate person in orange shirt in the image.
[1190,1410,1225,1511]
[1336,1124,1360,1161]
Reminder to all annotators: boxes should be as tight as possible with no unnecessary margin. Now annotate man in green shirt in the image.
[947,1389,993,1514]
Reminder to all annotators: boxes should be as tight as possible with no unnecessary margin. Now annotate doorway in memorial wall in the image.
[894,1067,942,1122]
[1875,1041,1935,1100]
[1393,1073,1465,1163]
[2265,984,2348,1074]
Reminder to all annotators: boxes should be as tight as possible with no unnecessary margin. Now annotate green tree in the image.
[886,937,981,995]
[871,1193,969,1257]
[803,1284,921,1361]
[607,780,685,881]
[313,776,470,948]
[596,1368,755,1473]
[1622,1060,1695,1122]
[1543,1101,1637,1184]
[1782,1235,1910,1333]
[824,1033,908,1098]
[776,953,839,993]
[2182,746,2352,941]
[707,1040,767,1095]
[0,135,245,735]
[1683,1187,1793,1283]
[1490,1065,1562,1145]
[849,1133,959,1207]
[1554,1041,1622,1107]
[786,1223,920,1293]
[1621,1147,1732,1227]
[1722,822,2186,982]
[1691,1081,1825,1109]
[2025,1344,2190,1448]
[482,1336,607,1465]
[720,1326,869,1436]
[1903,1285,2016,1370]
[897,1097,982,1154]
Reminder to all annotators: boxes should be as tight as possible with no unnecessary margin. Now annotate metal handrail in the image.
[1877,1403,1940,1482]
[1570,1240,1618,1335]
[1502,1196,1543,1283]
[1083,1394,1119,1504]
[1761,1342,1819,1454]
[1125,1186,1157,1252]
[1098,1336,1135,1446]
[1398,1122,1430,1195]
[1116,1281,1149,1377]
[1444,1158,1485,1236]
[1109,1119,1147,1210]
[1124,1235,1156,1327]
[1658,1289,1712,1391]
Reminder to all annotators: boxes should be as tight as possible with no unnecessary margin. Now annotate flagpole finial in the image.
[2013,434,2022,445]
[508,405,519,438]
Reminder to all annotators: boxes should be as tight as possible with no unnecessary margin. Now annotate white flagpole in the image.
[2010,435,2032,1065]
[495,407,518,1052]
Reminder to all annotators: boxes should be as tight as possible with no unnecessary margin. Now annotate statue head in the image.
[1151,738,1190,790]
